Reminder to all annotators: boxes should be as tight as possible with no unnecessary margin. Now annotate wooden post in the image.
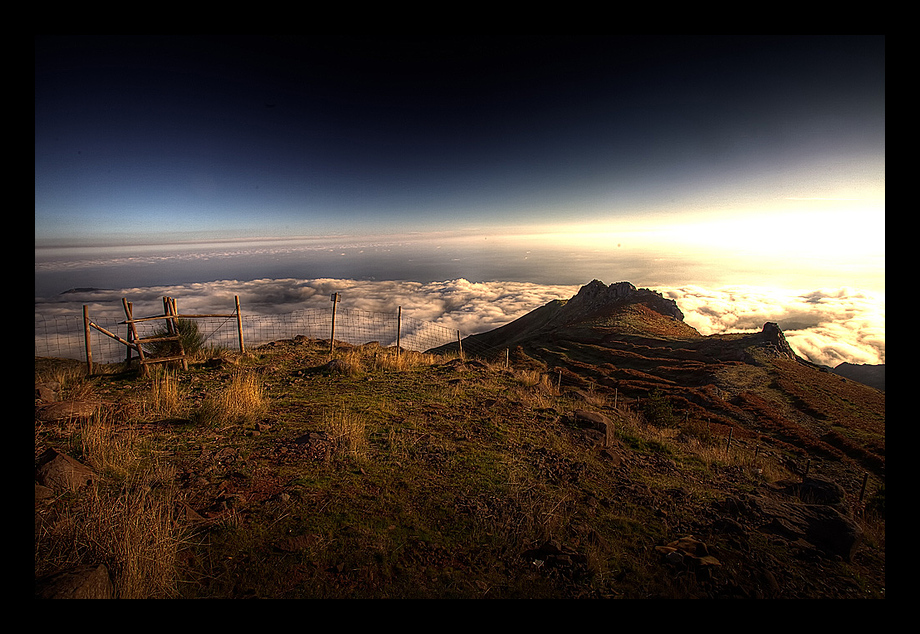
[329,293,340,356]
[163,297,176,337]
[83,305,93,376]
[457,330,463,360]
[396,306,402,362]
[235,295,245,353]
[505,348,509,369]
[168,297,188,371]
[725,427,733,454]
[123,298,148,376]
[859,472,869,503]
[125,301,134,363]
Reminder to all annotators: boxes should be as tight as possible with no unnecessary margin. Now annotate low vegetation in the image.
[35,337,885,599]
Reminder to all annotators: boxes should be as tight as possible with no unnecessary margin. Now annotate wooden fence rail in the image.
[83,295,244,376]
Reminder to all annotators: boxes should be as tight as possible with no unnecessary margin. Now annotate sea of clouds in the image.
[35,277,884,368]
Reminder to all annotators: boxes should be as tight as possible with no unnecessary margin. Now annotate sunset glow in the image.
[35,35,884,367]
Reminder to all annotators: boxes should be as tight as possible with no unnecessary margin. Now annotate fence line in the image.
[34,304,498,366]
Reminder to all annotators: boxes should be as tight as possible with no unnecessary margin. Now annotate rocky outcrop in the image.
[561,280,685,322]
[758,322,798,360]
[429,280,691,355]
[718,476,862,561]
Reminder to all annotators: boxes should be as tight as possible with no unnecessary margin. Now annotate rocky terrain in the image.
[34,280,885,599]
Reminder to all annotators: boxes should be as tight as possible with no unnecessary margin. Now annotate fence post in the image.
[457,330,463,360]
[397,306,402,362]
[125,301,134,363]
[122,298,148,376]
[83,305,93,376]
[329,293,340,356]
[235,295,245,353]
[168,297,188,371]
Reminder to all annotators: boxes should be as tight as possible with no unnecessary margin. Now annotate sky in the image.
[34,35,885,367]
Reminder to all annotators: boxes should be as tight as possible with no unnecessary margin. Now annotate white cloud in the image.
[36,278,883,368]
[661,284,885,367]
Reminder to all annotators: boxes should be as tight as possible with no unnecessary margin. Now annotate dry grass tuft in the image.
[325,406,368,461]
[141,369,183,419]
[80,407,139,478]
[41,362,96,401]
[375,348,442,372]
[36,410,185,598]
[198,371,266,425]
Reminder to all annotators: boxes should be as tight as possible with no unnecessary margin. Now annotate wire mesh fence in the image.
[34,305,477,365]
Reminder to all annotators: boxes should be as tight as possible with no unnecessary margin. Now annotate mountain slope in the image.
[432,280,885,480]
[35,280,885,599]
[832,362,885,392]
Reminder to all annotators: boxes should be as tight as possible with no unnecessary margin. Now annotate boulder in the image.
[720,480,863,561]
[564,409,612,433]
[754,494,862,561]
[656,535,722,568]
[778,476,847,508]
[35,448,95,491]
[522,539,588,569]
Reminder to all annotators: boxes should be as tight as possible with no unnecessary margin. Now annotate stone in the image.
[656,535,721,568]
[779,476,847,508]
[35,564,114,599]
[35,382,60,403]
[522,540,587,569]
[759,323,797,360]
[564,409,612,433]
[35,448,95,491]
[35,400,103,422]
[726,482,864,561]
[35,482,55,501]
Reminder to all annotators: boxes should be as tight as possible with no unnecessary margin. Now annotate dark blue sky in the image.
[33,34,886,307]
[35,35,884,245]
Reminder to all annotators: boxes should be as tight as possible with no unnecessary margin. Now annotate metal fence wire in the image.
[34,306,479,365]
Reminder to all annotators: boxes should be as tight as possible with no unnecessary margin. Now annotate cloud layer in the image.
[36,277,883,368]
[659,284,885,367]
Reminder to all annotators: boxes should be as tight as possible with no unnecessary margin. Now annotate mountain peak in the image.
[434,280,695,353]
[564,280,684,322]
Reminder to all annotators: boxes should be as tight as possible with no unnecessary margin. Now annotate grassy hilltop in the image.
[34,283,885,599]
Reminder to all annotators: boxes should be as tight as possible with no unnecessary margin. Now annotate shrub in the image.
[146,319,205,358]
[643,389,677,427]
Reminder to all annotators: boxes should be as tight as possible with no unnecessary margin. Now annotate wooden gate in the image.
[83,295,244,375]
